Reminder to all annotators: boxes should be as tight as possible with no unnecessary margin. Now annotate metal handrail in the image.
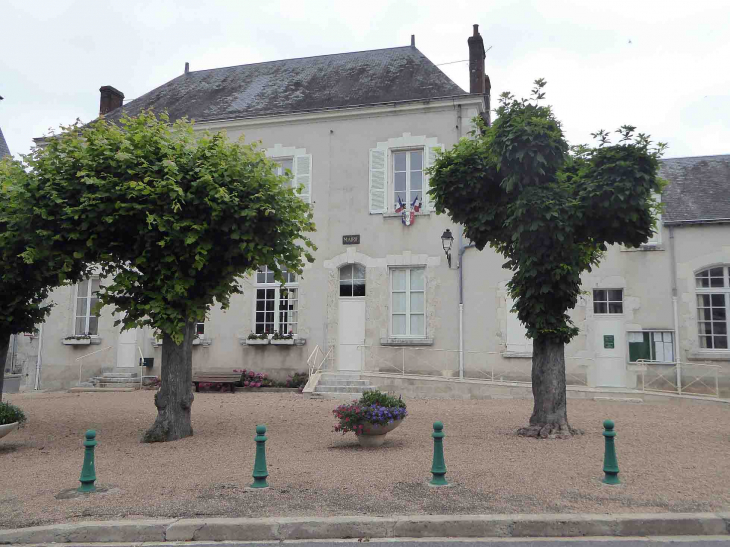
[76,345,113,385]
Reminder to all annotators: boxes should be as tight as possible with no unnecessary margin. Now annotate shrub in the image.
[0,401,27,426]
[286,372,309,389]
[233,369,269,388]
[359,389,406,409]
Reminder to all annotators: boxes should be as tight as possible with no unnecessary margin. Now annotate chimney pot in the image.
[411,35,415,47]
[473,24,479,36]
[185,62,190,74]
[99,85,124,116]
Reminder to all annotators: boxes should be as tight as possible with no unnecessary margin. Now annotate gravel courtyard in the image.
[1,390,729,529]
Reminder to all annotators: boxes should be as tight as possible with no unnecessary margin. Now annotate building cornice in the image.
[193,95,486,132]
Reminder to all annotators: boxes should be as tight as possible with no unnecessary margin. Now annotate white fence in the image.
[357,345,590,387]
[636,360,722,398]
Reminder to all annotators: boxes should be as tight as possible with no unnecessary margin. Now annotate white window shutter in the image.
[369,148,387,213]
[294,154,312,203]
[423,144,443,212]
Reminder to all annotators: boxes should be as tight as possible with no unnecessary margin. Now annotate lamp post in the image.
[441,229,454,268]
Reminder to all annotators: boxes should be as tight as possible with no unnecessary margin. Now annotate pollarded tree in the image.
[18,111,315,441]
[429,80,665,438]
[0,160,89,399]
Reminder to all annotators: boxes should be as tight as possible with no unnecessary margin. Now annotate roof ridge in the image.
[187,45,419,75]
[661,154,730,161]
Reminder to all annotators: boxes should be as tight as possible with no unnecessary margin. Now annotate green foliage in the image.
[0,401,27,426]
[358,389,406,409]
[15,111,316,343]
[0,159,89,340]
[429,80,666,344]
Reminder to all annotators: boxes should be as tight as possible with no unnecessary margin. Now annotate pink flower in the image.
[244,381,250,387]
[263,374,268,379]
[249,371,255,377]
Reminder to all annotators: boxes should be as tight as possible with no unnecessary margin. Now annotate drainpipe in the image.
[33,324,43,390]
[668,226,681,393]
[458,229,476,379]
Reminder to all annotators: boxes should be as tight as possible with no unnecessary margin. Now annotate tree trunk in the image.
[517,336,582,438]
[142,321,195,443]
[0,331,10,402]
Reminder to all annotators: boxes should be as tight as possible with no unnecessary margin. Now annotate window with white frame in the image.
[254,266,298,335]
[390,268,425,337]
[393,150,423,211]
[369,133,443,214]
[339,264,366,297]
[272,158,294,188]
[628,331,674,363]
[265,145,311,203]
[695,266,729,349]
[593,289,623,314]
[195,323,205,339]
[75,277,101,335]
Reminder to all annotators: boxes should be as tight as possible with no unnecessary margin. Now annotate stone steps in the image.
[69,387,137,393]
[313,374,373,396]
[87,371,140,390]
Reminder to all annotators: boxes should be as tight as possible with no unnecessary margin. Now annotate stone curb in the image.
[1,513,729,544]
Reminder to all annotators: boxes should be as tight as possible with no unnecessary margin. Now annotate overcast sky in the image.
[2,0,729,160]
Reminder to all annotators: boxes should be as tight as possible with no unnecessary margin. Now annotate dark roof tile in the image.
[104,46,467,124]
[659,155,730,223]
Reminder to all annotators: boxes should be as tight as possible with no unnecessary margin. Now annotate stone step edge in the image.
[1,512,729,544]
[68,387,137,393]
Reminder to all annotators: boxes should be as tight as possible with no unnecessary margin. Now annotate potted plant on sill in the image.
[0,401,27,440]
[270,330,295,345]
[246,332,270,345]
[62,333,93,345]
[333,390,408,447]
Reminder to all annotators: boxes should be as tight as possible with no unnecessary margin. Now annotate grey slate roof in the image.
[659,155,730,224]
[103,46,467,124]
[0,125,10,158]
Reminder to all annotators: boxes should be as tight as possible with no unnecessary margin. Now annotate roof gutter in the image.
[662,218,730,226]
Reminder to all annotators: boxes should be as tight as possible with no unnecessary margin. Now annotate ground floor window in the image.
[390,267,425,337]
[254,266,298,335]
[75,277,100,335]
[628,331,674,363]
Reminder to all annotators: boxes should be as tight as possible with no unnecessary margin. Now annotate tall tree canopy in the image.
[0,160,88,399]
[429,80,665,438]
[12,111,315,441]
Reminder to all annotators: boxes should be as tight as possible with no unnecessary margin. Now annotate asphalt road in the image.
[104,538,730,547]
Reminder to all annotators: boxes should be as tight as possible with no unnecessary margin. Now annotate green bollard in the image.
[602,419,620,485]
[250,425,269,488]
[430,421,448,486]
[78,430,98,493]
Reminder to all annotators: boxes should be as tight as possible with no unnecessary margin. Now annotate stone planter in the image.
[62,338,91,345]
[357,419,403,447]
[0,422,19,440]
[246,339,269,345]
[270,339,295,345]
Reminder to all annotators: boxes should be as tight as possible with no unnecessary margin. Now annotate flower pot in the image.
[271,339,295,345]
[62,338,91,345]
[246,339,269,345]
[357,419,403,447]
[0,422,19,440]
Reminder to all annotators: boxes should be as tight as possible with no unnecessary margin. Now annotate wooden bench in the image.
[192,372,241,393]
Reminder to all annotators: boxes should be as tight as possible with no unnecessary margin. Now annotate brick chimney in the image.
[468,24,491,125]
[468,24,486,95]
[99,85,124,116]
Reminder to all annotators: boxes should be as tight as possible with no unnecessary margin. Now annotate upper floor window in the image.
[695,266,729,350]
[254,266,298,335]
[369,133,442,214]
[593,289,623,314]
[75,277,100,335]
[265,144,311,203]
[339,264,366,297]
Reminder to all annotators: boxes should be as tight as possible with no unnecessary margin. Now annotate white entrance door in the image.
[593,319,626,387]
[116,327,138,368]
[338,299,365,371]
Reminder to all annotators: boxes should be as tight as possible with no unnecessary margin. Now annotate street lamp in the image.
[441,229,454,268]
